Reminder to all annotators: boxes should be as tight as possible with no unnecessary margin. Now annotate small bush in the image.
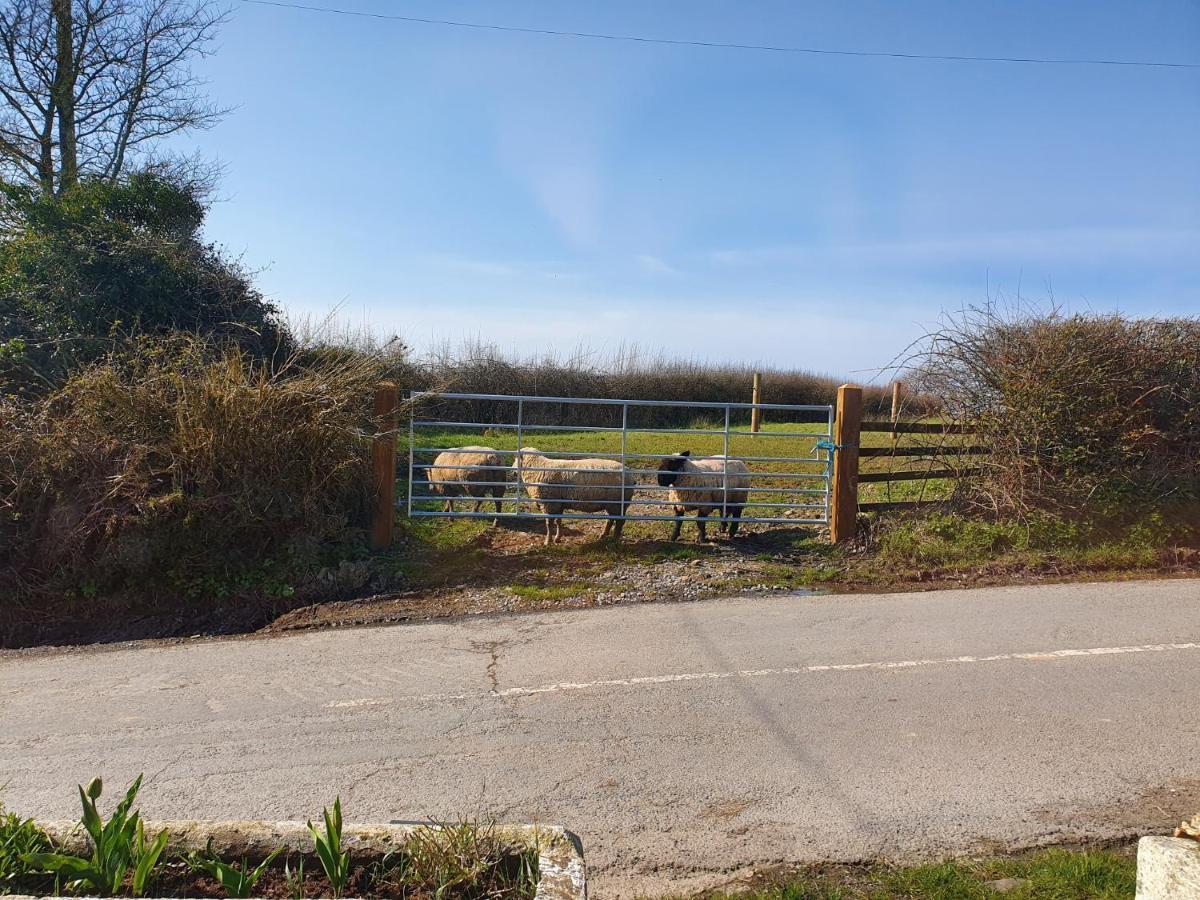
[0,336,394,634]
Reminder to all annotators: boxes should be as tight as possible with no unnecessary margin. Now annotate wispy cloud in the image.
[528,164,602,248]
[634,253,679,275]
[423,253,583,282]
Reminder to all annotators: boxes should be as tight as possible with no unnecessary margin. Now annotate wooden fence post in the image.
[830,384,863,544]
[750,372,763,433]
[371,382,399,551]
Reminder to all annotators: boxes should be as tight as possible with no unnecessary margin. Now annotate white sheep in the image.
[513,447,636,545]
[426,446,508,525]
[655,451,751,541]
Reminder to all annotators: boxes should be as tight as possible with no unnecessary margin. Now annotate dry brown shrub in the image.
[0,336,397,612]
[912,306,1200,515]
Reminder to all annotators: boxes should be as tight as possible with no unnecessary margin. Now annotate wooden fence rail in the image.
[830,384,983,543]
[861,421,976,435]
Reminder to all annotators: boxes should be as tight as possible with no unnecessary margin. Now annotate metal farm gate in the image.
[405,391,835,532]
[405,392,835,531]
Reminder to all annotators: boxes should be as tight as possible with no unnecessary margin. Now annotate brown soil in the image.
[41,853,538,900]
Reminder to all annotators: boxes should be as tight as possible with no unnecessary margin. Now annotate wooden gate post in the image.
[750,372,763,433]
[371,382,399,550]
[890,380,904,448]
[830,384,863,544]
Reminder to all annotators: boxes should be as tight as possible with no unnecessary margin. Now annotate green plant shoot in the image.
[187,839,282,899]
[307,797,350,899]
[24,774,169,896]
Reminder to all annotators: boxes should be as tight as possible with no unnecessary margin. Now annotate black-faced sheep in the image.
[656,451,751,541]
[513,447,636,545]
[427,446,508,525]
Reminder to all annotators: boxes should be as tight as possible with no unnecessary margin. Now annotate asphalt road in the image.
[3,579,1199,897]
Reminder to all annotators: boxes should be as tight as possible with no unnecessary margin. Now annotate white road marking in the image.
[322,641,1200,709]
[326,696,395,709]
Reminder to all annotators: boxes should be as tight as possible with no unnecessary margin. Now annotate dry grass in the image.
[0,335,398,631]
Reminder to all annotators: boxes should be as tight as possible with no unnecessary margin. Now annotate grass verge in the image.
[676,848,1136,899]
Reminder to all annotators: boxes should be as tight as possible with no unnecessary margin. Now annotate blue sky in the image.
[187,1,1200,379]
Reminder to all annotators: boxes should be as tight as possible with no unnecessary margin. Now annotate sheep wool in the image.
[513,447,636,545]
[656,452,751,541]
[427,446,508,524]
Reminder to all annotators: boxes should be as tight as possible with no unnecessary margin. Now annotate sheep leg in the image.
[612,516,625,542]
[669,507,684,542]
[543,515,553,546]
[695,508,711,542]
[492,493,502,527]
[728,505,744,538]
[547,504,564,545]
[443,499,453,514]
[473,499,484,513]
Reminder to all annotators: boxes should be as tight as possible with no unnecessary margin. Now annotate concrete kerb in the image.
[1136,836,1200,899]
[13,820,586,900]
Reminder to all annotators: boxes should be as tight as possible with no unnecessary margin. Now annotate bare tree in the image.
[0,0,226,194]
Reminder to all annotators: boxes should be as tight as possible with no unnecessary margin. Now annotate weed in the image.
[186,841,281,898]
[283,855,305,900]
[879,860,988,898]
[307,798,349,899]
[0,800,51,895]
[992,848,1136,899]
[509,584,591,602]
[378,819,539,900]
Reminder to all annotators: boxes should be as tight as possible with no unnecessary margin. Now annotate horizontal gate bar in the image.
[409,510,829,524]
[411,495,828,510]
[859,446,990,457]
[408,482,830,496]
[413,420,832,439]
[410,448,831,466]
[410,390,833,413]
